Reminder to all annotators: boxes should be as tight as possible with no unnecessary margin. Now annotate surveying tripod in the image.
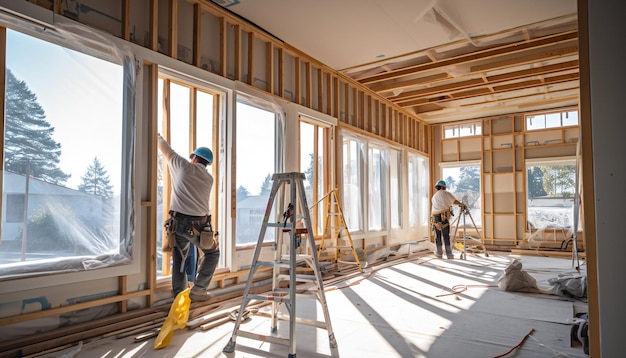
[449,205,489,260]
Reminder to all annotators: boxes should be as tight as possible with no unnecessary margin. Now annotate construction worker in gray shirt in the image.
[158,134,219,302]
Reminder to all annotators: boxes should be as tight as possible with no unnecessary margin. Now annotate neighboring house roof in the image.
[3,171,93,197]
[236,195,269,209]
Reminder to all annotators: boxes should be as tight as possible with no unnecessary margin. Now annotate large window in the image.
[342,137,364,233]
[234,99,282,246]
[1,29,130,278]
[408,153,429,236]
[526,110,578,131]
[443,121,482,139]
[526,158,579,231]
[156,74,219,278]
[368,145,387,231]
[441,163,481,226]
[390,149,402,229]
[299,118,329,235]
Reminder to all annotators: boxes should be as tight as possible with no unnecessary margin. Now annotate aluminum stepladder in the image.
[311,188,363,273]
[450,206,489,260]
[223,172,338,358]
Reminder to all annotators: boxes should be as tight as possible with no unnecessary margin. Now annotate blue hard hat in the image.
[435,179,446,187]
[192,147,213,164]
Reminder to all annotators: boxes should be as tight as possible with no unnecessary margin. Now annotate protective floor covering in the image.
[54,253,588,358]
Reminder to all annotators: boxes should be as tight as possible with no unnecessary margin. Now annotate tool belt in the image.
[431,210,451,231]
[164,211,217,250]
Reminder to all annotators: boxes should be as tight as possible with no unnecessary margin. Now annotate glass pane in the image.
[442,165,481,226]
[443,124,458,138]
[316,126,325,233]
[170,83,191,154]
[196,90,214,148]
[343,139,362,232]
[545,112,561,128]
[460,123,474,137]
[408,159,418,227]
[2,30,125,275]
[390,150,401,228]
[300,121,315,215]
[526,162,579,231]
[235,101,277,246]
[526,115,545,131]
[368,147,386,231]
[562,111,579,127]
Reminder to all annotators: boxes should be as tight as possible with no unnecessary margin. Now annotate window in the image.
[234,99,282,246]
[443,122,482,139]
[156,74,220,278]
[299,118,330,235]
[408,153,429,236]
[526,110,578,131]
[1,29,129,278]
[342,137,364,232]
[526,158,580,231]
[390,149,402,229]
[441,163,481,226]
[368,145,387,231]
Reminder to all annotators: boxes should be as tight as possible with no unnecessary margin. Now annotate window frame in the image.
[0,24,136,292]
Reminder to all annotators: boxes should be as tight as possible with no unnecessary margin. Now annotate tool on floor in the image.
[450,205,489,260]
[311,188,363,273]
[222,172,338,358]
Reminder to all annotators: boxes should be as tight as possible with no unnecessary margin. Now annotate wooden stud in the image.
[169,0,178,59]
[233,24,241,81]
[247,31,254,85]
[122,0,130,41]
[219,18,227,77]
[267,42,274,94]
[149,0,158,51]
[193,3,201,67]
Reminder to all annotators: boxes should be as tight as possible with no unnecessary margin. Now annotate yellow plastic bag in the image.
[154,288,191,349]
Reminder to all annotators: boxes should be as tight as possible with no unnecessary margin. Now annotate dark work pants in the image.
[434,223,452,257]
[172,226,220,296]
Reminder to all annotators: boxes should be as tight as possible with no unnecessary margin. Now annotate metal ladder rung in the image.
[256,311,329,329]
[247,294,292,303]
[276,273,317,283]
[237,330,291,346]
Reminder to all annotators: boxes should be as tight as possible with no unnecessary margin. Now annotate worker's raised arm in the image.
[157,133,175,160]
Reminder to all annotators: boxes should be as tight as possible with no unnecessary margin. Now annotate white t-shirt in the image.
[431,189,457,213]
[158,136,213,216]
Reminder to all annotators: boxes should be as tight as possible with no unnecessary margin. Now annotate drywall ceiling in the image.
[212,0,579,124]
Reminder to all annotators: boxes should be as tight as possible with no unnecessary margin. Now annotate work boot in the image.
[189,287,214,302]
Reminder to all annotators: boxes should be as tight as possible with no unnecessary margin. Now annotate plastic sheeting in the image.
[498,258,587,300]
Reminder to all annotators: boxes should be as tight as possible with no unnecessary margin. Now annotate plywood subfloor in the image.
[50,253,588,358]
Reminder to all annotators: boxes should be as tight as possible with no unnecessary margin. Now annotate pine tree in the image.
[259,173,273,195]
[78,157,114,243]
[4,69,70,185]
[78,157,114,199]
[236,185,250,202]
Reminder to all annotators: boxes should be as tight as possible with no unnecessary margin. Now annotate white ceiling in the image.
[216,0,577,70]
[212,0,580,124]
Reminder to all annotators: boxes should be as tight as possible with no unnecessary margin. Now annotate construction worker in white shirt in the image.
[431,179,467,259]
[158,134,219,302]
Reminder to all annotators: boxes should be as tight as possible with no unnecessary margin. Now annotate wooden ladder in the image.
[312,188,363,273]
